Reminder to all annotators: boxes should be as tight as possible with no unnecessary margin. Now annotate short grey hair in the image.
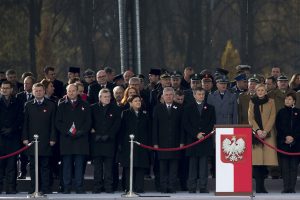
[98,88,111,97]
[113,86,124,94]
[163,87,175,95]
[129,77,141,85]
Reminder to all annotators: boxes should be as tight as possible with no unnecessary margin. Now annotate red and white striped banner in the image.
[215,126,252,195]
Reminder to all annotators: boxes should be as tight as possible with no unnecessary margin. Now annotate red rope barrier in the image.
[0,142,33,160]
[253,132,300,156]
[136,130,215,151]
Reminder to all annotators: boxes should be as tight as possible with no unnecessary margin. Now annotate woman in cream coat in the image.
[248,84,278,193]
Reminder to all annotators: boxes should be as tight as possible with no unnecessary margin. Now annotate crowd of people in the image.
[0,65,300,195]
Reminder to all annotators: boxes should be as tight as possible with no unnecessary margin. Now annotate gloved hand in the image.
[101,135,109,142]
[0,128,12,137]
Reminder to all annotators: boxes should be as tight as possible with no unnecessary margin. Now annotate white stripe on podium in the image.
[216,128,234,192]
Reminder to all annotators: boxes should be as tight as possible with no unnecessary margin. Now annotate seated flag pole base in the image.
[27,192,47,198]
[122,191,139,198]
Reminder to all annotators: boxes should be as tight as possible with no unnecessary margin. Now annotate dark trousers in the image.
[280,155,299,192]
[29,156,51,193]
[19,152,28,175]
[62,155,86,190]
[93,156,113,191]
[0,155,17,191]
[253,166,268,192]
[178,153,188,191]
[159,159,178,191]
[124,167,145,192]
[188,156,208,190]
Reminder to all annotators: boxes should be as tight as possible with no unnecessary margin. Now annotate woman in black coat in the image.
[276,92,300,193]
[119,95,150,193]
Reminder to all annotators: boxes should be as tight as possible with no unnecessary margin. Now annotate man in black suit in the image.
[5,69,23,95]
[22,83,57,194]
[153,87,184,193]
[88,70,115,104]
[0,81,23,194]
[44,66,65,98]
[183,87,216,193]
[56,83,91,194]
[16,76,35,180]
[90,88,121,193]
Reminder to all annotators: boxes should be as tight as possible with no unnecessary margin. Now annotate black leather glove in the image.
[0,128,12,137]
[95,135,102,142]
[101,135,109,142]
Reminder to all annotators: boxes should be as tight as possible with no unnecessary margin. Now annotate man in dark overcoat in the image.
[16,75,35,179]
[22,83,56,194]
[153,87,183,193]
[55,83,91,194]
[183,87,216,193]
[90,88,121,193]
[88,70,115,104]
[0,81,23,194]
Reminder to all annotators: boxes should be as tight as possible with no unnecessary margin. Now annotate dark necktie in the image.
[197,103,203,115]
[37,101,42,105]
[220,93,224,99]
[27,93,32,101]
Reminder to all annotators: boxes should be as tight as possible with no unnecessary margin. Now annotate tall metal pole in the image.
[118,0,127,73]
[29,134,46,198]
[134,0,141,74]
[122,134,138,197]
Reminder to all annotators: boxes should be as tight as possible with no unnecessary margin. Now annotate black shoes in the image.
[63,189,71,194]
[199,188,209,193]
[76,188,86,194]
[17,173,26,179]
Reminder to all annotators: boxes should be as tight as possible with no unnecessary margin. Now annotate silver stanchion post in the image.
[28,134,46,198]
[122,134,138,197]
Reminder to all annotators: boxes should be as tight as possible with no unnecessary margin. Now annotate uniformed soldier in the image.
[231,73,248,95]
[0,81,23,194]
[207,76,238,124]
[184,74,202,105]
[237,75,259,124]
[90,88,121,193]
[22,83,56,194]
[153,87,183,193]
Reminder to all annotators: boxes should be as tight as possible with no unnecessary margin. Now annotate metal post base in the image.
[27,192,47,198]
[122,191,139,198]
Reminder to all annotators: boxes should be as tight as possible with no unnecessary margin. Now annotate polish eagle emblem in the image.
[222,136,245,162]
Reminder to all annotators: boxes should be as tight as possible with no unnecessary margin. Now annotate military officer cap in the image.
[68,66,80,74]
[248,74,259,83]
[191,73,201,81]
[171,71,182,78]
[160,72,171,79]
[215,68,229,76]
[236,65,251,71]
[149,68,161,76]
[201,73,213,82]
[200,69,212,75]
[83,69,95,77]
[234,73,247,81]
[277,74,289,81]
[216,75,229,83]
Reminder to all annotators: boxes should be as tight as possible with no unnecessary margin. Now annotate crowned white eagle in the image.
[222,136,245,162]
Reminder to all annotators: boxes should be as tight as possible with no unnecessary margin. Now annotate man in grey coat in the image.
[207,76,238,124]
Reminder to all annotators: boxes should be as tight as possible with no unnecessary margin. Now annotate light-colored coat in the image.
[248,98,278,166]
[207,90,238,124]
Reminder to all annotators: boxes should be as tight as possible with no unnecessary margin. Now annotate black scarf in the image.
[251,96,269,145]
[251,96,269,130]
